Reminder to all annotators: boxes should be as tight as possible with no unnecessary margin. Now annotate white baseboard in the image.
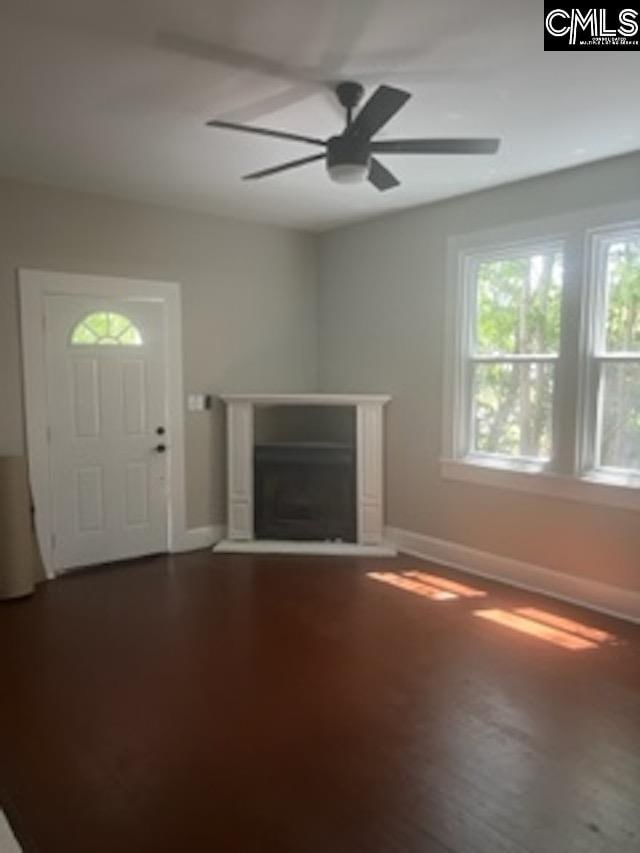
[384,526,640,624]
[173,525,226,553]
[213,539,396,557]
[0,812,22,853]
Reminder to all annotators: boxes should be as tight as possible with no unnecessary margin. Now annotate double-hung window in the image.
[468,245,563,466]
[444,208,640,508]
[588,229,640,477]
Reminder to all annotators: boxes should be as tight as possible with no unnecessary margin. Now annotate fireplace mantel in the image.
[214,393,395,557]
[220,393,391,406]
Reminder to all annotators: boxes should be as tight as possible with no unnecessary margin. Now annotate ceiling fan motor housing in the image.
[326,135,370,183]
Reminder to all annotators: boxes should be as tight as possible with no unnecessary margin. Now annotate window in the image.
[71,312,142,346]
[444,208,640,508]
[470,247,563,463]
[591,230,640,474]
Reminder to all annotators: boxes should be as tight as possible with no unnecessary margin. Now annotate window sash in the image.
[468,248,564,360]
[463,243,564,464]
[598,229,640,356]
[468,357,558,464]
[579,224,640,479]
[593,355,640,474]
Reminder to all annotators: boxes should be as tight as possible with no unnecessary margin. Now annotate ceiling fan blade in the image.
[157,32,320,85]
[371,138,501,155]
[347,85,411,139]
[216,84,315,125]
[368,158,400,192]
[207,119,326,148]
[243,153,326,181]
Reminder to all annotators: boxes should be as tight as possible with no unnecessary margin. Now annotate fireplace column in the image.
[226,400,254,540]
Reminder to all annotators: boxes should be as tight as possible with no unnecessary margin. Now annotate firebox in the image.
[254,443,356,542]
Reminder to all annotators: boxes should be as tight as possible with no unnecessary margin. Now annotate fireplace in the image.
[214,393,394,557]
[254,443,356,542]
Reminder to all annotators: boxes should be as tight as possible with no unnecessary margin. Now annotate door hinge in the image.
[46,426,52,444]
[50,533,56,552]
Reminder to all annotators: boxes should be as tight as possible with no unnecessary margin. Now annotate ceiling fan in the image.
[206,82,500,191]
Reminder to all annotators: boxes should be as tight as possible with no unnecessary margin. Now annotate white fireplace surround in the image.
[214,393,396,556]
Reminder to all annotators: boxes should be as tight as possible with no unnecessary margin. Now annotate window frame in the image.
[442,202,640,511]
[577,224,640,483]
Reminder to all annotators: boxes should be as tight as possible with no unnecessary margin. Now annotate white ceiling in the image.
[1,0,638,231]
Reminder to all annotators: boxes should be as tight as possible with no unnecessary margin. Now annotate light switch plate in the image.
[187,393,208,412]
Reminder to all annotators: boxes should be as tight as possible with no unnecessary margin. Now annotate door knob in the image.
[155,444,167,453]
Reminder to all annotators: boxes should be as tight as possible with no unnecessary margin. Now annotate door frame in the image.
[19,269,188,578]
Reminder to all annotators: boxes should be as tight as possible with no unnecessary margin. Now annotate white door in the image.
[44,295,169,571]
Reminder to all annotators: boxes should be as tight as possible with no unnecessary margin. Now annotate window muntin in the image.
[594,231,640,474]
[468,247,563,462]
[71,312,142,346]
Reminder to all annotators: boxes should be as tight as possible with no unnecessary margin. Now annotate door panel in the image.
[72,359,100,437]
[124,462,150,527]
[75,466,104,532]
[45,296,168,570]
[121,360,147,435]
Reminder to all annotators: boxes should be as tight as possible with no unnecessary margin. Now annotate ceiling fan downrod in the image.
[335,81,365,129]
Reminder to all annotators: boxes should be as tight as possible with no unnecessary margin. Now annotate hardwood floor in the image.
[1,551,639,853]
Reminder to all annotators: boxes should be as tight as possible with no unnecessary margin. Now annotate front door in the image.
[44,295,168,571]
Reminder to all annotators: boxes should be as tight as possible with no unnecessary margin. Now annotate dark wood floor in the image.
[1,551,639,853]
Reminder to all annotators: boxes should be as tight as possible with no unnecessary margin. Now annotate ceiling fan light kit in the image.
[326,134,370,184]
[206,82,500,192]
[327,162,370,184]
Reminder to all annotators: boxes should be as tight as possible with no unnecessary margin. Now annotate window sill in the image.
[441,457,640,511]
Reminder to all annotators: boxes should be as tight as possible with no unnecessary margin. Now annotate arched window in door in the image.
[70,311,143,346]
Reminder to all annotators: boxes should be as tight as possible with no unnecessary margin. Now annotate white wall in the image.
[0,179,318,528]
[3,152,640,591]
[318,152,640,594]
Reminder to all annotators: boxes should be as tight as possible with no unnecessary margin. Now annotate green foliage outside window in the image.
[472,252,562,460]
[469,239,640,470]
[476,254,562,355]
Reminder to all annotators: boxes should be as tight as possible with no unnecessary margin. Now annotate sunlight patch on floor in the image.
[367,572,457,600]
[403,571,487,598]
[367,570,487,601]
[514,608,617,645]
[474,608,617,651]
[367,570,619,652]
